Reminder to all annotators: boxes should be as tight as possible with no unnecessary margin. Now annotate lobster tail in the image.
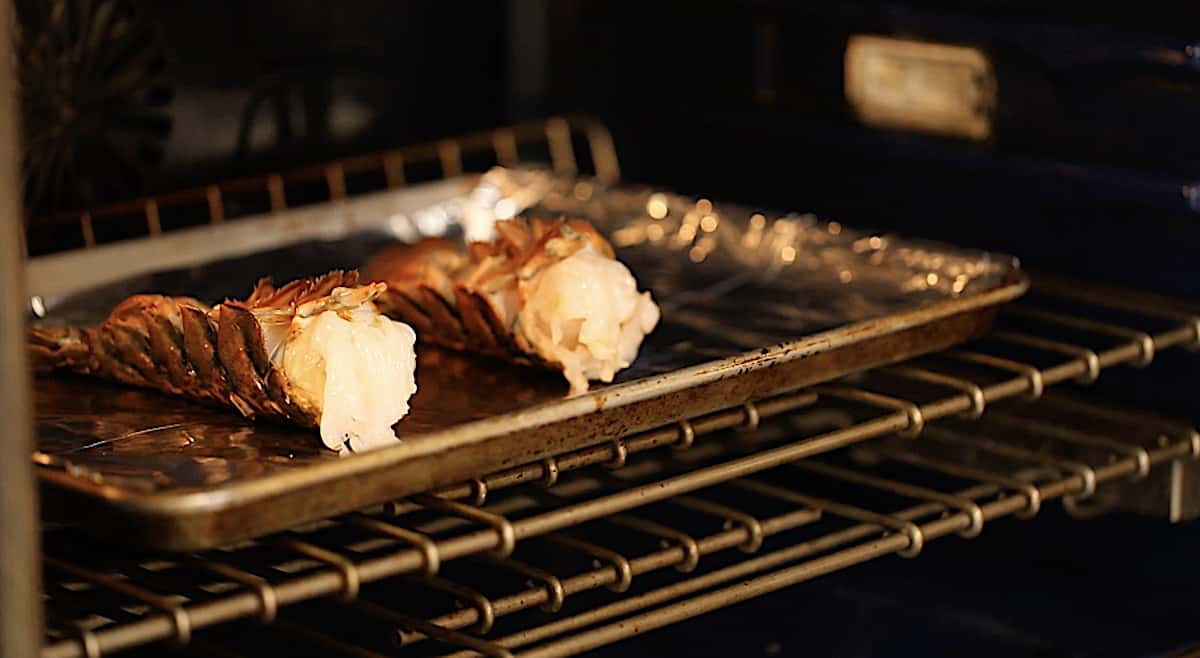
[28,326,92,374]
[365,217,660,394]
[30,271,420,452]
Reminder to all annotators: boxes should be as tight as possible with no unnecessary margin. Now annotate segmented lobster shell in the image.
[29,270,367,428]
[364,217,612,367]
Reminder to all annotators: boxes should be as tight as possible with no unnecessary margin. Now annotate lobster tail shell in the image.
[29,270,371,429]
[28,326,91,374]
[364,217,621,374]
[178,301,227,403]
[216,302,287,419]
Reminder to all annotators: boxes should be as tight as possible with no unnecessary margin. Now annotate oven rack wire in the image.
[38,276,1200,658]
[25,115,620,255]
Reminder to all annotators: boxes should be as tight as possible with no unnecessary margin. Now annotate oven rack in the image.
[25,115,619,256]
[38,278,1200,658]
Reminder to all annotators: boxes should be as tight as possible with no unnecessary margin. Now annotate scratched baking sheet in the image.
[31,168,1024,544]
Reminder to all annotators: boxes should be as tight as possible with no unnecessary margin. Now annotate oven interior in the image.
[13,3,1200,657]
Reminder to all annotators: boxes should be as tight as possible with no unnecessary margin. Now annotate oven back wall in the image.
[535,1,1200,422]
[542,1,1200,300]
[21,1,509,217]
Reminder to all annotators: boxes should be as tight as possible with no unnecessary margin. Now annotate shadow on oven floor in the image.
[587,508,1200,658]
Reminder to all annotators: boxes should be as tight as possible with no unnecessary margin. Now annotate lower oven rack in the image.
[37,276,1200,658]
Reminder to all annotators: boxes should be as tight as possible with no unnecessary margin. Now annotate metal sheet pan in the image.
[30,168,1028,550]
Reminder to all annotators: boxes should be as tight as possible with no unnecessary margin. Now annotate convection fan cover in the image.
[16,0,172,216]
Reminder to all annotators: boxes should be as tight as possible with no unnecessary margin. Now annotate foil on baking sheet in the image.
[32,167,1018,493]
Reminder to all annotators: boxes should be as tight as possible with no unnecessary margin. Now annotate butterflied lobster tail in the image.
[30,270,419,454]
[364,217,661,395]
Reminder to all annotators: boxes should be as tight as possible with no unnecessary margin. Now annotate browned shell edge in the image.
[364,218,613,371]
[31,295,322,430]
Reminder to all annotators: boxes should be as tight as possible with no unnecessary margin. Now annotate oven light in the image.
[845,35,996,140]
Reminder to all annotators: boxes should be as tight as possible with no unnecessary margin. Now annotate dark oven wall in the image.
[20,0,510,219]
[532,0,1200,421]
[537,1,1200,298]
[27,0,1199,300]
